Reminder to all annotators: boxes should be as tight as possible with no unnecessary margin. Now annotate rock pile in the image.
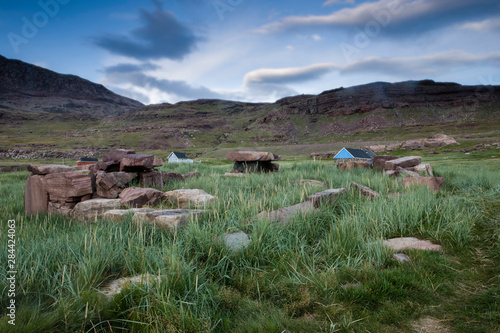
[226,151,280,173]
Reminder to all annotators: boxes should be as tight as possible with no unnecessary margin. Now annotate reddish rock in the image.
[396,167,420,177]
[139,170,163,188]
[385,170,399,177]
[119,187,165,208]
[226,151,279,162]
[372,156,399,171]
[44,171,93,200]
[120,154,154,172]
[153,156,164,168]
[183,171,200,179]
[27,164,76,175]
[401,139,425,150]
[350,182,380,199]
[306,188,346,208]
[337,161,371,170]
[384,156,422,170]
[232,161,279,173]
[402,177,444,192]
[102,149,136,163]
[257,201,315,224]
[24,174,48,215]
[96,172,137,198]
[48,201,77,216]
[91,161,120,173]
[161,171,184,181]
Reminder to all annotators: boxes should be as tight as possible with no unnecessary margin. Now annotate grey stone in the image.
[392,253,411,263]
[221,232,250,252]
[306,188,346,208]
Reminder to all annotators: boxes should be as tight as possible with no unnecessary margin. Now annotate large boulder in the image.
[412,163,434,176]
[90,161,120,173]
[306,188,346,208]
[153,156,164,168]
[24,174,48,215]
[102,149,136,163]
[402,177,444,192]
[257,201,315,224]
[384,156,422,170]
[401,139,425,150]
[372,156,399,171]
[133,209,205,230]
[396,166,420,177]
[96,172,137,198]
[337,161,371,170]
[72,199,122,221]
[119,187,165,208]
[164,189,217,208]
[161,171,184,182]
[139,170,163,188]
[226,151,279,162]
[44,171,93,200]
[120,154,154,172]
[350,182,380,199]
[232,161,279,173]
[424,134,459,147]
[27,164,76,175]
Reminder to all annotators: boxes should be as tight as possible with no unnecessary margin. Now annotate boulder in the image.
[103,208,154,221]
[96,172,137,198]
[221,232,250,252]
[24,174,48,215]
[383,237,442,251]
[90,161,120,173]
[368,145,387,153]
[396,166,420,177]
[232,161,279,173]
[385,170,399,177]
[401,177,444,192]
[119,187,165,208]
[384,156,422,170]
[161,171,184,182]
[102,149,136,163]
[133,209,205,230]
[290,180,326,187]
[119,154,154,172]
[139,170,163,188]
[306,188,346,208]
[100,274,161,299]
[183,171,200,179]
[372,156,399,171]
[44,171,93,200]
[226,151,279,162]
[48,201,77,216]
[350,182,380,199]
[424,134,459,148]
[153,156,164,168]
[164,189,217,208]
[401,139,425,150]
[257,201,315,224]
[412,163,434,176]
[27,164,76,175]
[392,253,411,263]
[337,161,371,170]
[72,199,122,221]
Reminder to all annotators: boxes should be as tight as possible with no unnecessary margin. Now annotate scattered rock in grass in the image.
[290,179,326,187]
[103,208,154,221]
[183,171,200,179]
[133,209,205,230]
[164,189,217,208]
[24,174,49,215]
[401,177,444,192]
[392,253,411,263]
[412,163,434,176]
[161,171,184,182]
[383,237,442,251]
[101,274,162,299]
[385,170,399,177]
[224,172,245,177]
[337,161,371,171]
[350,182,380,199]
[221,231,250,252]
[119,187,165,208]
[411,316,451,333]
[226,151,279,162]
[384,156,422,170]
[342,282,363,290]
[95,172,137,198]
[257,201,315,224]
[71,199,122,221]
[27,164,76,175]
[306,188,346,208]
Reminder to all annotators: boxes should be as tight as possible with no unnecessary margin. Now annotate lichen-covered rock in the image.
[164,189,217,208]
[72,199,122,221]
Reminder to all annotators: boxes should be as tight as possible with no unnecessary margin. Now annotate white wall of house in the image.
[168,154,194,163]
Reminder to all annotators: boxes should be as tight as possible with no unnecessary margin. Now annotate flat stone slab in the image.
[103,208,154,221]
[350,182,380,199]
[402,177,444,192]
[306,188,346,208]
[24,174,48,215]
[164,189,217,208]
[100,274,162,299]
[383,237,442,251]
[290,180,326,187]
[396,166,420,177]
[120,154,154,172]
[28,164,76,175]
[72,199,123,221]
[257,201,315,224]
[226,151,279,162]
[119,187,165,208]
[133,209,205,230]
[221,232,250,252]
[385,156,422,170]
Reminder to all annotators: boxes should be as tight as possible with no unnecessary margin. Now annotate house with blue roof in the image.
[168,152,194,163]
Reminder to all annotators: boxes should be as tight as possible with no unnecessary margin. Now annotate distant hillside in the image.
[0,55,143,117]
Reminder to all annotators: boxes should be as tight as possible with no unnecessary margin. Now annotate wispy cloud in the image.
[258,0,500,34]
[323,0,355,7]
[93,1,201,61]
[244,63,336,85]
[460,17,500,32]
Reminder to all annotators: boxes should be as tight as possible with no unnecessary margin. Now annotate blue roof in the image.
[171,152,189,159]
[334,148,376,159]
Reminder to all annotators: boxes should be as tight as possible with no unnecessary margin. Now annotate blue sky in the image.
[1,0,500,104]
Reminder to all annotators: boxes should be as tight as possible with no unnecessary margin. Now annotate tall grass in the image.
[0,160,498,332]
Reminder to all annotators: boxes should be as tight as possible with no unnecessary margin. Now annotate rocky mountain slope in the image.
[0,55,142,117]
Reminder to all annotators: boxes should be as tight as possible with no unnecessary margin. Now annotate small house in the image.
[333,148,376,161]
[77,157,98,166]
[168,152,194,164]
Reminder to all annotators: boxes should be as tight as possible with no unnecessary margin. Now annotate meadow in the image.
[0,159,498,332]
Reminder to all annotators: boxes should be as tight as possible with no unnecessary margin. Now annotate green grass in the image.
[0,160,499,332]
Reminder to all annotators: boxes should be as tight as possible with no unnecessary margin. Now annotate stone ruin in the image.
[226,151,280,174]
[24,149,205,218]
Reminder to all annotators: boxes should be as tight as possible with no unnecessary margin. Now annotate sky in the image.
[1,0,500,104]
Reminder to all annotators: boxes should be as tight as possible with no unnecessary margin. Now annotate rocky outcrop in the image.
[401,134,459,150]
[120,154,154,172]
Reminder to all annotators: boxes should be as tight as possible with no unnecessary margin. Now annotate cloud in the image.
[323,0,355,6]
[460,17,500,32]
[244,63,335,85]
[258,0,500,35]
[93,1,201,60]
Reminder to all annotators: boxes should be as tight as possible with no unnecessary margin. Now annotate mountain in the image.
[0,55,143,117]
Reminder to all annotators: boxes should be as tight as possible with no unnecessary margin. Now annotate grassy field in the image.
[0,159,498,332]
